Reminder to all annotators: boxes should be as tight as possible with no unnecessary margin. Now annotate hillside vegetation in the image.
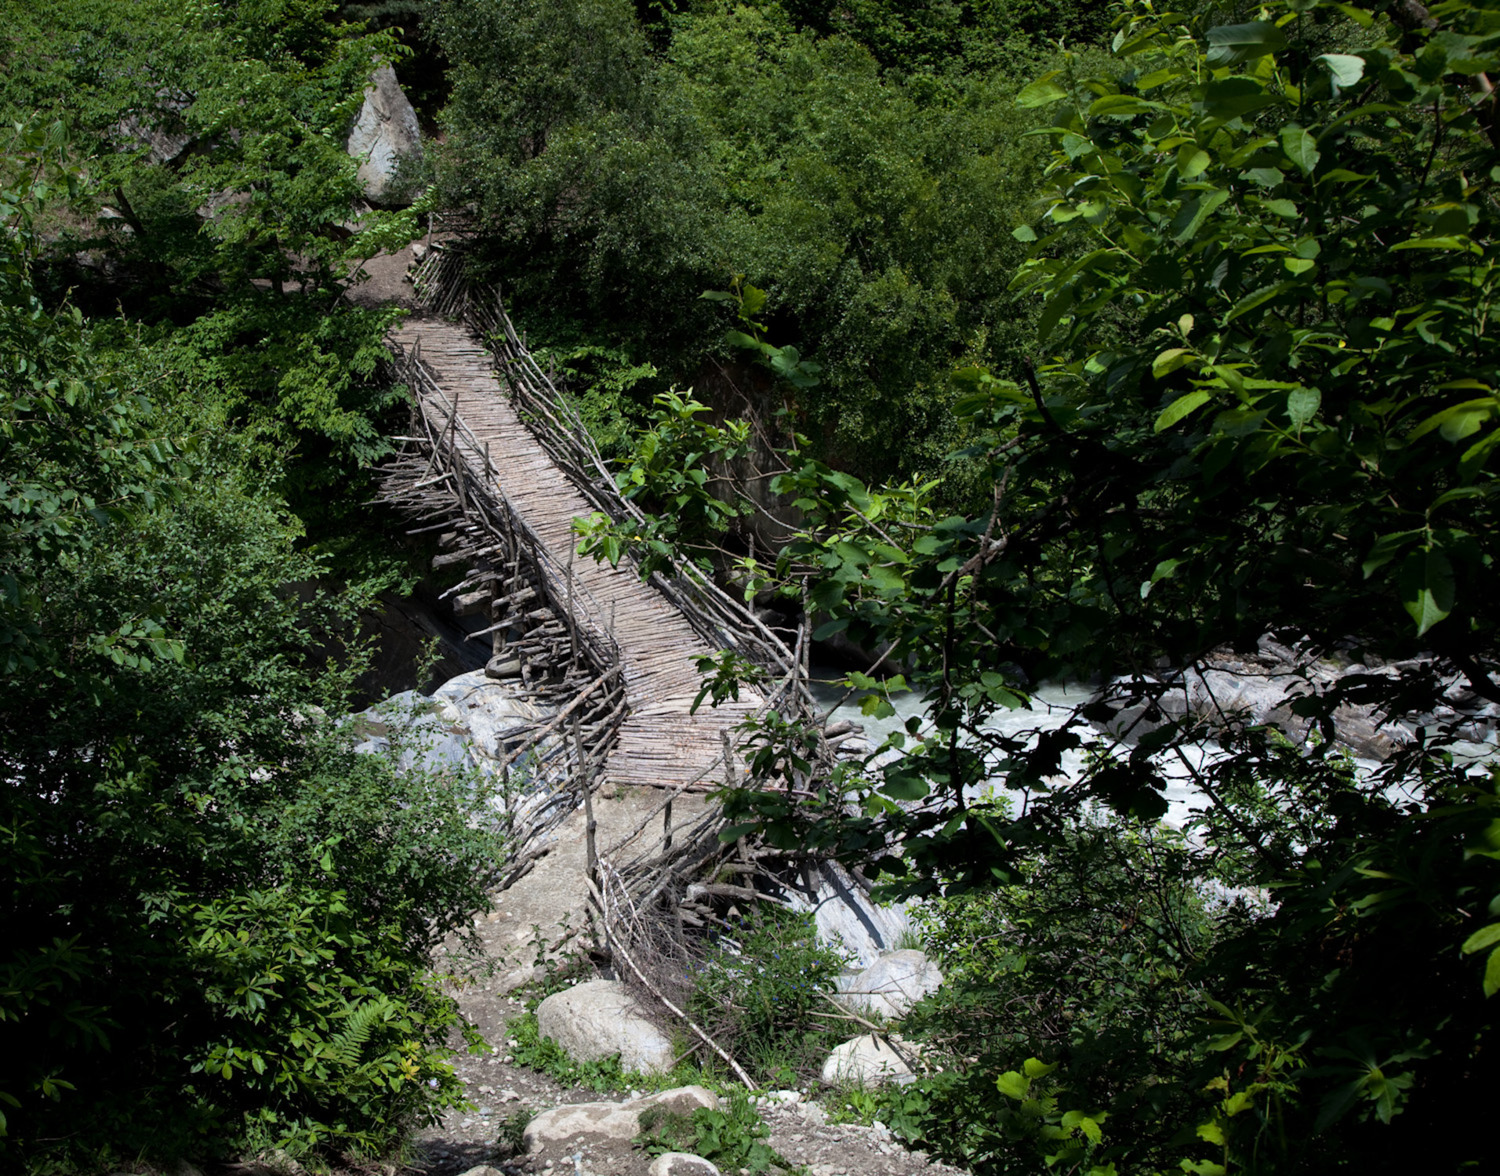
[4,0,1500,1173]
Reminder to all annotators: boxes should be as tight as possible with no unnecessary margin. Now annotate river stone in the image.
[432,669,552,760]
[457,1167,508,1176]
[821,1035,914,1087]
[833,949,942,1019]
[648,1154,722,1176]
[523,1086,720,1153]
[535,979,676,1074]
[346,64,423,206]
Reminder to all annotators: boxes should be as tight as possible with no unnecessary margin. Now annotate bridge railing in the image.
[380,336,630,886]
[410,244,814,724]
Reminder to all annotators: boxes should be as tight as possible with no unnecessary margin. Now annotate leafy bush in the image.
[0,136,500,1167]
[687,905,847,1085]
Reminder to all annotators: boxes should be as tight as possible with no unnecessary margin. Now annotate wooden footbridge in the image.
[377,248,829,901]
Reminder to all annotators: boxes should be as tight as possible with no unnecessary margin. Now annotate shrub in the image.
[687,905,847,1085]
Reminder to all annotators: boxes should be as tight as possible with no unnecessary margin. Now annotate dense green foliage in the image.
[13,0,1500,1170]
[0,5,500,1165]
[430,0,1112,480]
[589,1,1500,1171]
[688,905,847,1084]
[0,0,419,530]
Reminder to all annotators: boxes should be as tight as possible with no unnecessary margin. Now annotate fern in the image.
[325,997,393,1070]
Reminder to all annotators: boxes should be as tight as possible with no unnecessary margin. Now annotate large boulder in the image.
[820,1035,915,1087]
[535,979,677,1074]
[523,1087,719,1153]
[346,64,423,206]
[833,950,942,1020]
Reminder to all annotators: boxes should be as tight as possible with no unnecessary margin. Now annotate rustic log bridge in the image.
[385,245,841,955]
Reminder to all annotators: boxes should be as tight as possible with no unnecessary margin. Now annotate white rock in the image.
[833,950,942,1019]
[821,1035,915,1087]
[782,860,914,967]
[648,1154,722,1176]
[535,979,676,1074]
[346,64,423,206]
[523,1087,720,1153]
[458,1167,508,1176]
[432,669,551,760]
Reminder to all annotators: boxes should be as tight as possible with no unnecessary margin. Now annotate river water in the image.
[805,671,1385,829]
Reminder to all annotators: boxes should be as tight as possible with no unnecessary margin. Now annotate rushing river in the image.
[805,671,1395,829]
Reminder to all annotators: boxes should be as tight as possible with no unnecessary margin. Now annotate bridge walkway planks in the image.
[391,318,763,791]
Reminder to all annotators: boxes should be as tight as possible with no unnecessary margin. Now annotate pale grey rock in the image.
[347,64,423,205]
[535,979,676,1074]
[458,1167,508,1176]
[648,1154,722,1176]
[523,1086,719,1153]
[432,669,550,759]
[833,950,942,1020]
[781,859,914,967]
[821,1035,915,1087]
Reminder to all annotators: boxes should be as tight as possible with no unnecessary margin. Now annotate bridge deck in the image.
[392,319,763,790]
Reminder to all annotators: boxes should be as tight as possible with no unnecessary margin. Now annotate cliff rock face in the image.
[346,64,423,206]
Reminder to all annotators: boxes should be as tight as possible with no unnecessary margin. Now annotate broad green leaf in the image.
[1155,390,1211,431]
[1206,22,1288,66]
[1172,189,1230,242]
[1287,387,1320,427]
[1178,144,1211,177]
[1152,347,1196,378]
[1318,53,1366,87]
[1409,398,1497,441]
[1243,166,1284,187]
[1391,235,1479,252]
[1399,546,1455,636]
[1090,94,1163,117]
[1037,283,1075,341]
[1462,924,1500,955]
[997,1070,1029,1099]
[1017,76,1068,108]
[1487,949,1500,998]
[1226,281,1295,321]
[1281,125,1320,174]
[1199,78,1275,120]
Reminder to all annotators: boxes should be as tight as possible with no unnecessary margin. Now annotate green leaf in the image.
[1206,22,1288,67]
[1287,387,1320,427]
[997,1070,1029,1099]
[1199,78,1275,121]
[1462,924,1500,955]
[1318,53,1366,88]
[1155,390,1211,432]
[1390,236,1479,252]
[1089,95,1163,117]
[1152,348,1196,378]
[1398,546,1455,636]
[1281,125,1320,175]
[1487,949,1500,998]
[1017,76,1068,108]
[1172,189,1230,243]
[1178,145,1212,178]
